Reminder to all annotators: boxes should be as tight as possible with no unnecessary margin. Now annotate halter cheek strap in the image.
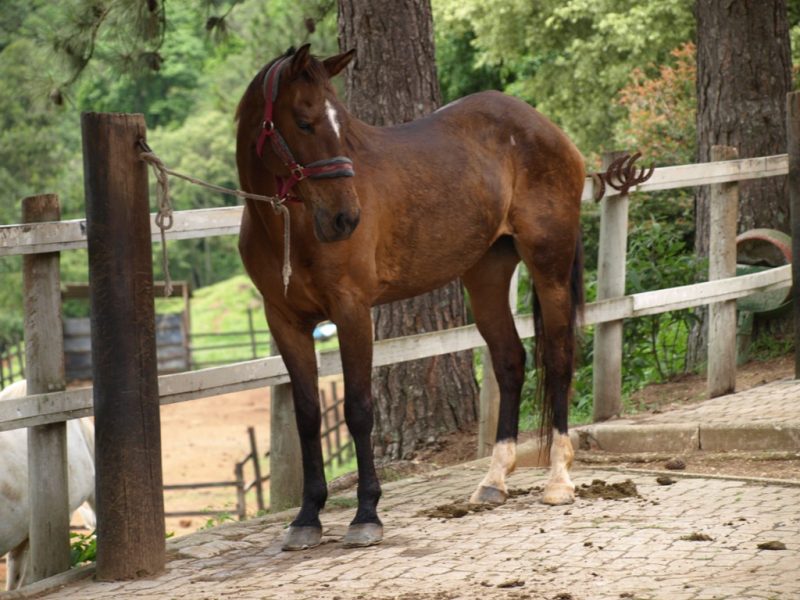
[256,56,355,201]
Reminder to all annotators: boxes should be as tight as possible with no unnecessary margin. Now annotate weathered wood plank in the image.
[581,154,788,201]
[592,152,628,421]
[22,194,71,584]
[0,206,243,257]
[707,146,739,398]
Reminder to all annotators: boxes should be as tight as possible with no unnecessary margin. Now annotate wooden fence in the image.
[0,104,797,584]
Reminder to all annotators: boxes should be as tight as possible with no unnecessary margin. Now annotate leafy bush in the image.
[69,531,96,566]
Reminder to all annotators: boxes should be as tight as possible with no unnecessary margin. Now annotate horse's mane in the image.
[235,46,330,123]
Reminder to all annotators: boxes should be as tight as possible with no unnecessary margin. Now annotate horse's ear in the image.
[323,49,356,78]
[288,43,312,78]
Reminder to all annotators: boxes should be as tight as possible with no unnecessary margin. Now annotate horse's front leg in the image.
[332,301,383,547]
[267,309,327,551]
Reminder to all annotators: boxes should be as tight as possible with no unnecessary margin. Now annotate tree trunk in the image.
[689,0,792,366]
[337,0,479,460]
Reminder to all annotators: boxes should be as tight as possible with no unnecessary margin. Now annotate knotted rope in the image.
[137,140,293,297]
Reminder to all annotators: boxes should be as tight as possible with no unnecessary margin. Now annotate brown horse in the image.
[236,45,584,550]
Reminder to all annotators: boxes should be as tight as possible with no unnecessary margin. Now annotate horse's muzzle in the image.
[314,207,361,242]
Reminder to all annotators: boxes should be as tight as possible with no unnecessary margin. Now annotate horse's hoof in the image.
[469,485,507,505]
[541,482,575,506]
[282,525,322,551]
[342,523,383,548]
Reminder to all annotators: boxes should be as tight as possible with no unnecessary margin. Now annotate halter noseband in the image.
[256,56,355,201]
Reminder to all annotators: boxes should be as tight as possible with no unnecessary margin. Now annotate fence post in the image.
[16,340,25,378]
[247,308,257,359]
[477,351,500,458]
[247,426,265,512]
[788,92,800,380]
[477,266,519,458]
[269,339,302,511]
[234,462,247,520]
[592,151,629,421]
[707,145,739,397]
[82,112,165,580]
[22,194,70,584]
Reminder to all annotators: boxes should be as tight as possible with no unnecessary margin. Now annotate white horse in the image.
[0,380,96,590]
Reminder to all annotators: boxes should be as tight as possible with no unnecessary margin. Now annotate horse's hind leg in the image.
[463,238,525,504]
[516,232,582,506]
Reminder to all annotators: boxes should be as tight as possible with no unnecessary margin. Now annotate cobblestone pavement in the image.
[630,378,800,426]
[37,462,799,600]
[568,379,800,455]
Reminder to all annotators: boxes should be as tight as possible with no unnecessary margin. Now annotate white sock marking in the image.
[478,439,516,493]
[325,99,341,140]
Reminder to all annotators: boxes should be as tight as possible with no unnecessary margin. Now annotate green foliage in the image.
[199,511,236,530]
[623,201,704,387]
[69,530,97,566]
[433,0,695,155]
[615,43,697,166]
[434,20,507,104]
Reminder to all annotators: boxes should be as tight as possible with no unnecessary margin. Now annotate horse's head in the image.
[239,44,359,243]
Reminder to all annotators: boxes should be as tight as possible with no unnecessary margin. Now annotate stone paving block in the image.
[582,422,700,453]
[700,421,800,451]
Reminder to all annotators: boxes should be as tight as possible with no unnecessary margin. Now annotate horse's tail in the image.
[533,234,584,454]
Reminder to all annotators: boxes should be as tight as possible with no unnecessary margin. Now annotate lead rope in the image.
[137,141,293,297]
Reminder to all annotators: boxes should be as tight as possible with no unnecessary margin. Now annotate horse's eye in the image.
[297,120,313,133]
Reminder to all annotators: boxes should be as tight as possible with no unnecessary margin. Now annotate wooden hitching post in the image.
[82,112,166,580]
[707,145,739,397]
[22,194,70,584]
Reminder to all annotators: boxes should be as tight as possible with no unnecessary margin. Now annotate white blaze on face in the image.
[477,439,516,494]
[510,135,516,146]
[325,99,341,140]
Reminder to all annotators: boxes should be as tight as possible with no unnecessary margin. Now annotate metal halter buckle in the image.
[261,120,275,133]
[291,165,306,180]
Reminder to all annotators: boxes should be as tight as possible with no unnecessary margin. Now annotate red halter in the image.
[256,56,355,201]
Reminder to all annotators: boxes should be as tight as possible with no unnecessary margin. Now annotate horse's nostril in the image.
[334,212,347,233]
[333,210,360,235]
